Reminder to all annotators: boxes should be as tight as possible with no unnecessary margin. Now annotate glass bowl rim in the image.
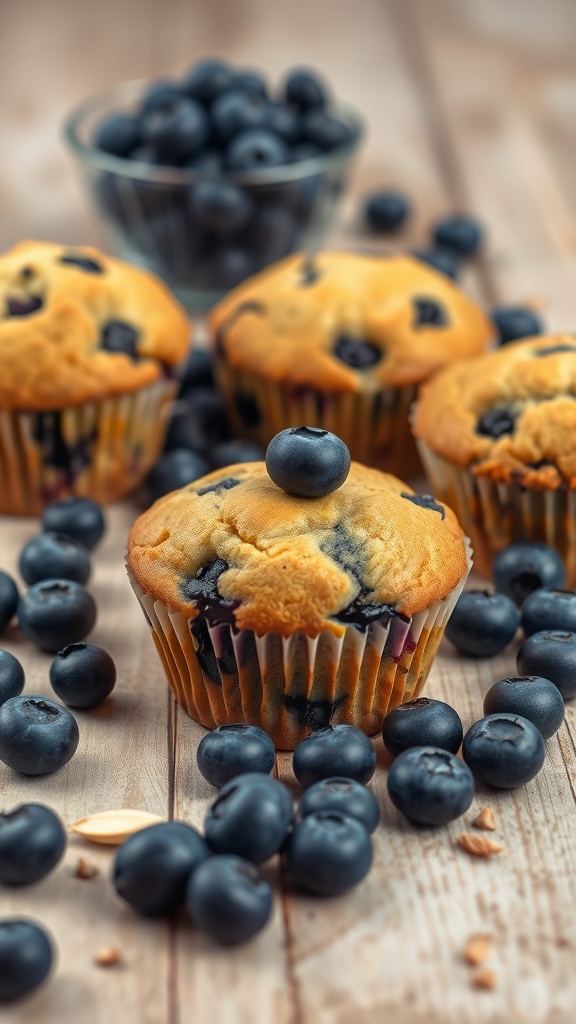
[62,78,365,187]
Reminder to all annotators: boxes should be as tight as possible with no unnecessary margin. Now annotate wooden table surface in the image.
[2,0,576,1021]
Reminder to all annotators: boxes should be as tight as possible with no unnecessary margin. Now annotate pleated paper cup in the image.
[214,359,421,476]
[128,541,471,750]
[0,378,175,515]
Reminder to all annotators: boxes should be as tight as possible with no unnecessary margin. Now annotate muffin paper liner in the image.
[417,439,576,584]
[127,540,471,749]
[214,360,421,476]
[0,378,175,515]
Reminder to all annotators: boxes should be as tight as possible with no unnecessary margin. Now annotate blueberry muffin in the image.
[209,251,492,475]
[413,333,576,580]
[0,240,190,513]
[127,433,470,748]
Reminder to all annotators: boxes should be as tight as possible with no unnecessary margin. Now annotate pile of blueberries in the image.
[363,195,543,345]
[94,60,356,290]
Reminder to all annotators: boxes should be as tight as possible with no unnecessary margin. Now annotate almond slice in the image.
[457,833,504,858]
[470,968,497,990]
[70,809,164,845]
[472,806,496,832]
[464,933,493,966]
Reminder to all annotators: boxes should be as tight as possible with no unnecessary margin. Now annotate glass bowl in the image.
[63,80,364,310]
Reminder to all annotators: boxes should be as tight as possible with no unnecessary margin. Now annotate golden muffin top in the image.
[127,460,469,637]
[0,241,190,410]
[209,251,492,391]
[414,333,576,488]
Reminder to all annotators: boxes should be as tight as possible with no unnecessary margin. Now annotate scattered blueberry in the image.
[18,580,97,653]
[382,697,463,758]
[41,497,105,551]
[292,725,376,788]
[19,533,91,587]
[365,191,410,232]
[285,811,372,896]
[517,630,576,700]
[210,439,264,469]
[266,426,350,498]
[387,747,475,825]
[142,97,210,161]
[95,113,141,157]
[0,920,53,1002]
[178,348,214,395]
[476,407,516,438]
[432,214,483,257]
[113,821,209,916]
[166,390,229,453]
[140,79,183,115]
[188,179,254,237]
[183,59,235,106]
[483,676,564,740]
[462,713,545,788]
[0,572,19,633]
[284,68,327,111]
[0,651,24,706]
[412,247,459,279]
[492,307,542,346]
[196,724,276,788]
[211,89,268,144]
[204,773,294,864]
[187,855,272,945]
[0,804,66,885]
[493,542,566,606]
[0,696,79,775]
[147,449,209,502]
[445,590,520,657]
[302,110,352,151]
[299,777,380,834]
[521,588,576,637]
[49,643,116,709]
[225,129,289,171]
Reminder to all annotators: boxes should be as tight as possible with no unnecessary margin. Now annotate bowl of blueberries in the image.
[64,58,364,309]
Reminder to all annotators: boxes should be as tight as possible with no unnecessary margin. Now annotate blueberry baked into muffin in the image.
[127,427,470,748]
[413,334,576,580]
[209,251,491,475]
[0,240,189,513]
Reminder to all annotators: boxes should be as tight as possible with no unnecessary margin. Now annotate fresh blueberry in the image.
[202,245,255,290]
[264,103,301,144]
[265,426,350,498]
[166,389,230,453]
[299,777,380,833]
[285,811,372,896]
[483,676,564,739]
[178,348,214,394]
[41,498,105,551]
[492,307,542,346]
[476,407,516,438]
[462,713,545,788]
[113,821,209,916]
[142,97,210,161]
[517,630,576,699]
[432,214,483,257]
[140,78,183,115]
[365,191,410,232]
[94,113,141,157]
[387,747,475,825]
[0,571,19,633]
[184,149,223,174]
[211,90,268,144]
[147,450,209,503]
[382,697,463,758]
[290,142,322,162]
[210,439,264,469]
[0,696,78,775]
[292,725,376,788]
[412,247,460,279]
[233,69,268,100]
[284,68,327,111]
[301,110,352,151]
[182,59,234,106]
[225,129,289,171]
[18,580,96,653]
[196,724,276,788]
[204,773,294,864]
[49,643,116,709]
[0,651,24,706]
[445,590,520,657]
[242,204,296,264]
[18,533,91,587]
[187,855,272,945]
[0,920,53,1002]
[521,588,576,637]
[493,542,566,606]
[188,180,254,237]
[0,804,66,885]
